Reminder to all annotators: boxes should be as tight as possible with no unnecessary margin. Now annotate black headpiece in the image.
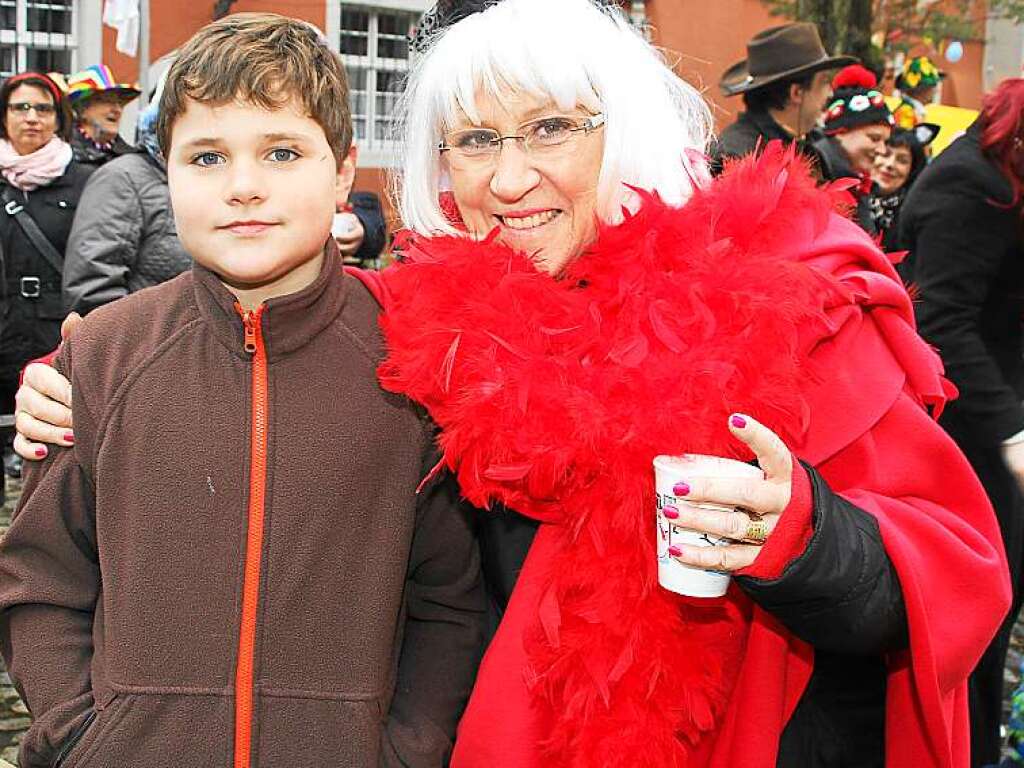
[410,0,621,52]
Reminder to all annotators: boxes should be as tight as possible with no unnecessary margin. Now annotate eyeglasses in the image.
[8,102,56,116]
[439,114,605,167]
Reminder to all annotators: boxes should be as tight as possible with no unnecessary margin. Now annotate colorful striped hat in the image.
[65,64,140,106]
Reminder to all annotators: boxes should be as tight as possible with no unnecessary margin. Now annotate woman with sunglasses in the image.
[10,2,1011,765]
[0,72,92,480]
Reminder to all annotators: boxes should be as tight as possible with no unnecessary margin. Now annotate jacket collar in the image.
[740,109,796,143]
[192,239,349,362]
[808,130,861,184]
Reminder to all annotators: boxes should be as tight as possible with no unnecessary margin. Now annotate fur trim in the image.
[379,145,849,766]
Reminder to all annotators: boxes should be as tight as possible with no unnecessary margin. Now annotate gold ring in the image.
[743,517,770,545]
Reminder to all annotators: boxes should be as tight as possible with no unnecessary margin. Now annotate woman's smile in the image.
[495,208,561,230]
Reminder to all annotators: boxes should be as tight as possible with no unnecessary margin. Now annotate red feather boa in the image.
[377,146,855,765]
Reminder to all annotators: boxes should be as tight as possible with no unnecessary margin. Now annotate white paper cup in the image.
[653,454,765,598]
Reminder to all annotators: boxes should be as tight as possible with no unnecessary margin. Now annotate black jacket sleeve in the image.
[349,191,387,265]
[901,153,1024,443]
[737,463,908,654]
[382,450,486,767]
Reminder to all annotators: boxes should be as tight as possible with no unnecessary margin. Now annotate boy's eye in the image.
[191,152,224,167]
[267,148,299,162]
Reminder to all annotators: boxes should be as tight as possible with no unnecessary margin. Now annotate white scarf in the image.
[0,137,73,191]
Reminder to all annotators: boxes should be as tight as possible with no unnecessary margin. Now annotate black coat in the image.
[900,122,1024,445]
[713,110,796,161]
[70,129,135,169]
[0,161,94,383]
[710,110,799,176]
[479,463,905,768]
[349,190,387,267]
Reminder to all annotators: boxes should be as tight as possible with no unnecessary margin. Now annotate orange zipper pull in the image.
[235,302,263,355]
[242,312,257,354]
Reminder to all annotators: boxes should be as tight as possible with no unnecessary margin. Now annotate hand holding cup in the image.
[667,413,793,576]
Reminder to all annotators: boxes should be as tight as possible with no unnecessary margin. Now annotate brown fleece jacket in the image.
[0,244,485,768]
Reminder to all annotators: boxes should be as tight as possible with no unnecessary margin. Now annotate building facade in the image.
[14,0,1016,230]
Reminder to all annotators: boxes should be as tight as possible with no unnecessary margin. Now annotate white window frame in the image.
[0,0,79,78]
[327,0,430,168]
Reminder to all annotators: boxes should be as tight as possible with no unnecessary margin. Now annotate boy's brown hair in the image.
[157,13,352,162]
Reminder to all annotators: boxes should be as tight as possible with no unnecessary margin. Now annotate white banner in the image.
[102,0,141,58]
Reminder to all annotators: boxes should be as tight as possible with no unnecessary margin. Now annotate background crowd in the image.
[0,7,1020,767]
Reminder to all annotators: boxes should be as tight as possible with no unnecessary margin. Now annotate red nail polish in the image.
[63,433,74,444]
[662,505,680,520]
[668,545,682,557]
[730,414,747,429]
[35,447,46,458]
[673,482,690,496]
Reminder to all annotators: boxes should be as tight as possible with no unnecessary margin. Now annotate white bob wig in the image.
[395,0,713,237]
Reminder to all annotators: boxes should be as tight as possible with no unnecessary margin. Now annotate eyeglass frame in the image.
[437,113,606,162]
[7,102,57,117]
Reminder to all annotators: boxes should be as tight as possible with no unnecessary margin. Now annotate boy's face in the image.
[167,96,354,304]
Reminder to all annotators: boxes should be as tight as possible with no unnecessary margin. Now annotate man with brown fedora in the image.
[713,23,856,168]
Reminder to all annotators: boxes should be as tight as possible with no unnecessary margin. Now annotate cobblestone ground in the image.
[0,476,1020,766]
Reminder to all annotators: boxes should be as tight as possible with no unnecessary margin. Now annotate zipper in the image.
[233,303,268,768]
[52,709,97,767]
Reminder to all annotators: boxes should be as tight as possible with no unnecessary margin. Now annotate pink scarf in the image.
[0,137,73,191]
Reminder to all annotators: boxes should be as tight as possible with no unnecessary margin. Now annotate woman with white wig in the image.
[12,1,1010,766]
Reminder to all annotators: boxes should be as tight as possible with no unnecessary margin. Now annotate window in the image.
[0,0,76,79]
[334,3,421,158]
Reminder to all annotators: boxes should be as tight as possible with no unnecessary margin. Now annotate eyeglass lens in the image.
[444,116,598,162]
[8,102,56,115]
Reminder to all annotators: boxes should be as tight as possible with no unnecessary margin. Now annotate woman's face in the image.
[5,84,57,156]
[835,123,892,175]
[444,89,605,277]
[872,143,913,195]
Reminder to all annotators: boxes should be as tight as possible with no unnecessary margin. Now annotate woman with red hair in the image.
[900,77,1024,766]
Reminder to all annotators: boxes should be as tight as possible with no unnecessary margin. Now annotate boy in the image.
[0,14,484,768]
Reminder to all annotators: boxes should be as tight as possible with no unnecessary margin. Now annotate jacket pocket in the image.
[51,709,94,768]
[55,692,232,768]
[51,693,126,768]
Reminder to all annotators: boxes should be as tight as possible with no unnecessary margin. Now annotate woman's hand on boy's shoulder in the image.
[14,312,80,461]
[14,362,74,460]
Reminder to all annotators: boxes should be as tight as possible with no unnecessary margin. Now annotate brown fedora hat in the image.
[720,23,857,96]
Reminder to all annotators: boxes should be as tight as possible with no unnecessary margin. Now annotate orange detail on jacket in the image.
[233,303,268,768]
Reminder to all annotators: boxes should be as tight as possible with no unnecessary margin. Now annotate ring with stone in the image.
[742,517,770,545]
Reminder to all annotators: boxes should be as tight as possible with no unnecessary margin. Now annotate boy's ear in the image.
[336,146,357,209]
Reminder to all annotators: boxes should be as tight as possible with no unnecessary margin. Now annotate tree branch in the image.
[212,0,239,21]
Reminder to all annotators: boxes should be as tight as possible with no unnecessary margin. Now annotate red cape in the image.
[352,147,1009,767]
